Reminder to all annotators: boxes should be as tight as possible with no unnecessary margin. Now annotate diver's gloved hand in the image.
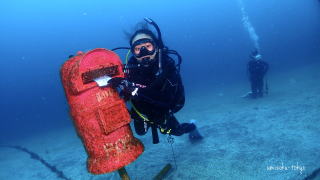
[107,77,126,88]
[108,77,145,99]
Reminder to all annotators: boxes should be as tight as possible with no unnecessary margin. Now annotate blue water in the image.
[0,0,319,178]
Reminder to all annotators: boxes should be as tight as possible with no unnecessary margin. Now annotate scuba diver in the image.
[246,50,269,98]
[109,18,203,144]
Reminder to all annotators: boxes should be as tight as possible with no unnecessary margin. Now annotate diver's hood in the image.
[131,34,153,45]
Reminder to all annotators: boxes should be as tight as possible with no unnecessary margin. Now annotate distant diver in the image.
[244,50,269,99]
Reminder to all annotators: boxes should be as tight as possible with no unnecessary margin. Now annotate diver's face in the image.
[133,42,154,56]
[132,39,157,61]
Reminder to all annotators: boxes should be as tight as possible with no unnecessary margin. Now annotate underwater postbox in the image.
[60,48,144,174]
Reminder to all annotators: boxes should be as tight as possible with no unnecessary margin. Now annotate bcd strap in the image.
[151,124,159,144]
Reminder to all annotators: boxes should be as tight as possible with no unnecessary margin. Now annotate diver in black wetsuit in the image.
[109,19,202,144]
[247,50,269,98]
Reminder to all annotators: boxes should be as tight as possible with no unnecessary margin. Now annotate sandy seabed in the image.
[1,61,319,180]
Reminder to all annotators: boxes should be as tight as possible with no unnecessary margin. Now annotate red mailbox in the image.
[60,48,144,174]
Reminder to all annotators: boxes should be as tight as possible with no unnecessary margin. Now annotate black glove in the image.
[108,77,142,99]
[107,77,126,88]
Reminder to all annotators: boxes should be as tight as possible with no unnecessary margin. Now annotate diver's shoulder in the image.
[163,54,176,66]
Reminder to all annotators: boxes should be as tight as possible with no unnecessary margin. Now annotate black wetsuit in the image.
[247,59,269,98]
[125,53,195,141]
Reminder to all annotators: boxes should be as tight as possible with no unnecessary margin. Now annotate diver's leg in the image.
[159,113,203,142]
[257,77,264,97]
[250,76,258,98]
[164,113,196,136]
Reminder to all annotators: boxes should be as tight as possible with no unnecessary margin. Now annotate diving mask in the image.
[131,38,156,59]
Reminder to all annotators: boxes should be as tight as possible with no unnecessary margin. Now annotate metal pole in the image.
[118,167,130,180]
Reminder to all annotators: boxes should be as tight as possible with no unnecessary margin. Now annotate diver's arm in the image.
[107,75,175,108]
[247,60,252,78]
[263,61,269,74]
[131,90,172,109]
